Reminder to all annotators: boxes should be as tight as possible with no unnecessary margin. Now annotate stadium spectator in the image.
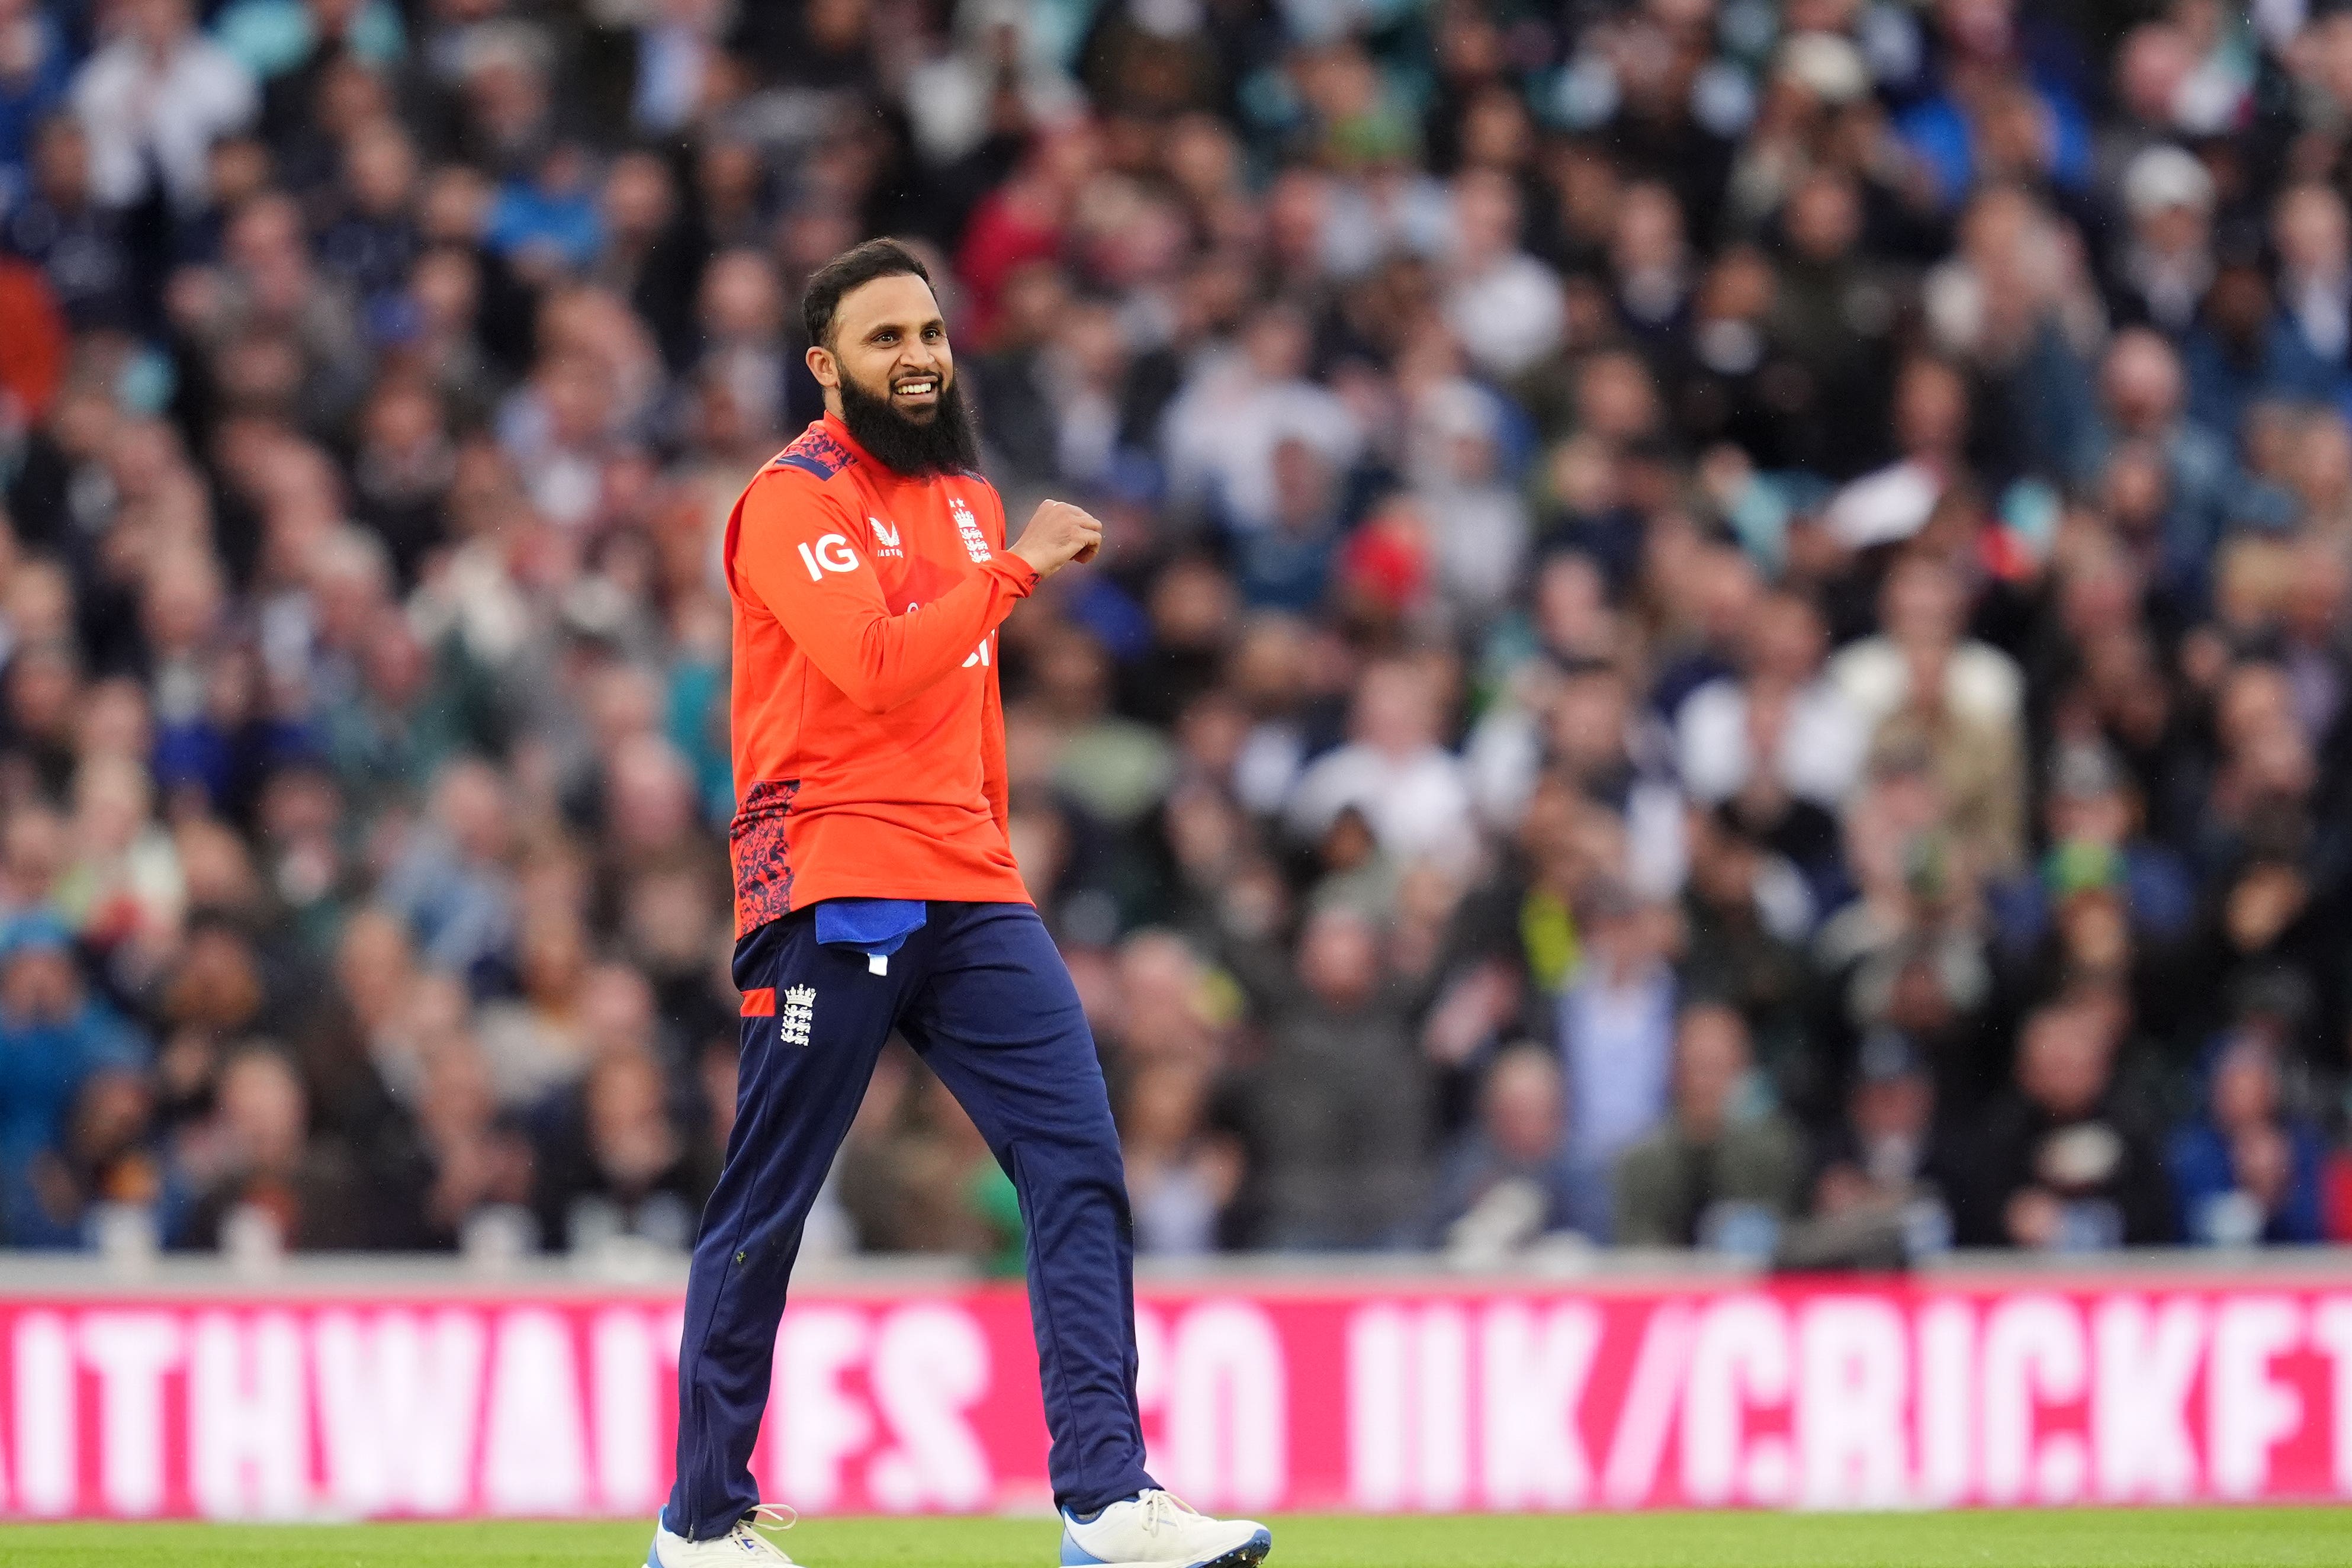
[1807,1029,1962,1238]
[1238,904,1429,1249]
[1117,1058,1241,1258]
[1612,1003,1805,1249]
[380,978,528,1247]
[1425,1042,1584,1255]
[2168,1032,2326,1246]
[1556,879,1678,1223]
[0,0,71,212]
[532,1043,714,1252]
[1676,804,1816,1112]
[1284,657,1474,866]
[71,0,256,214]
[0,911,143,1235]
[175,1043,371,1249]
[1958,997,2175,1250]
[15,1063,173,1246]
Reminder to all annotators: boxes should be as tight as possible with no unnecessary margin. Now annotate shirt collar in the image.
[820,410,879,475]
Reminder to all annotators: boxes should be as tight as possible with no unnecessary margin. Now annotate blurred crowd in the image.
[7,0,2352,1267]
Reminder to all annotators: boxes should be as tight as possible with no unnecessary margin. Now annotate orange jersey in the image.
[724,415,1040,936]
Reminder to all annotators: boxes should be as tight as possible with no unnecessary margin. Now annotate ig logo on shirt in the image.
[798,534,859,579]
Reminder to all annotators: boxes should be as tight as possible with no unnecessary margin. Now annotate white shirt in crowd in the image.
[1284,740,1477,866]
[1444,250,1566,379]
[74,31,257,212]
[1826,635,2025,735]
[1162,351,1362,531]
[1675,675,1869,808]
[1559,961,1676,1172]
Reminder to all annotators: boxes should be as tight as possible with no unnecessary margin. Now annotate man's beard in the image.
[836,368,980,478]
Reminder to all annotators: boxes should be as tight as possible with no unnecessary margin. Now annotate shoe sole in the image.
[1075,1527,1274,1568]
[648,1537,796,1567]
[1201,1530,1274,1568]
[660,1521,1272,1568]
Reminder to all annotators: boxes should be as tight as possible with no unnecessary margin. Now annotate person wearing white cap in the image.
[1725,32,1876,232]
[2109,143,2214,336]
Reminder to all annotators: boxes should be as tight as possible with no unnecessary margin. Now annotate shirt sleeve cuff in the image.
[991,555,1042,597]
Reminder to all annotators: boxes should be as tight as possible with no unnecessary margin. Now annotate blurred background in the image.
[0,0,2349,1277]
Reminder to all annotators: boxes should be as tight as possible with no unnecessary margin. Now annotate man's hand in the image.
[1010,499,1103,579]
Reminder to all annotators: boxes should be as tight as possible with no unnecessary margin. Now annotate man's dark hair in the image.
[801,238,932,349]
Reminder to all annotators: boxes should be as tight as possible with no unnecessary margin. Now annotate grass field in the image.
[3,1511,2349,1568]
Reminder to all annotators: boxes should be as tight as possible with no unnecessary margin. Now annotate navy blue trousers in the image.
[665,902,1155,1538]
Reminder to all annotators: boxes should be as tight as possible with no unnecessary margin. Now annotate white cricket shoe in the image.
[648,1505,800,1566]
[1058,1489,1271,1568]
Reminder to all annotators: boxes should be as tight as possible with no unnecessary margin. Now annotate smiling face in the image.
[810,271,953,424]
[805,268,977,475]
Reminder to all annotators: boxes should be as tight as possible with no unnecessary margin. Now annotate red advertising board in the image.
[2,1273,2351,1518]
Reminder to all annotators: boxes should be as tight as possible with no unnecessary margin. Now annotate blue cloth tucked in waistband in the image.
[815,899,926,972]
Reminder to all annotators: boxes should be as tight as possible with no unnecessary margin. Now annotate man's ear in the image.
[805,343,838,390]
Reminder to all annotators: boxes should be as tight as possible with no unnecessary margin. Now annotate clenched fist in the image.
[1010,499,1104,579]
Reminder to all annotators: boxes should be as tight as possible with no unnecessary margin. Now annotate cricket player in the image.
[650,239,1273,1568]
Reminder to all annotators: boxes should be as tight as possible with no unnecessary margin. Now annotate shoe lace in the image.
[1137,1489,1196,1536]
[735,1504,798,1555]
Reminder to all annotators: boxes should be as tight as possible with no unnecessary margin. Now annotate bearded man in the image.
[651,240,1273,1568]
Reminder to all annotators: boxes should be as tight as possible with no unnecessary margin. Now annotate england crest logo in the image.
[779,985,815,1048]
[950,497,991,561]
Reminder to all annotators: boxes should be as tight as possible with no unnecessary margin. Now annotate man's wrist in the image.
[998,552,1045,595]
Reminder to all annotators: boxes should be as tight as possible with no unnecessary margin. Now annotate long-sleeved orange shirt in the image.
[724,415,1040,936]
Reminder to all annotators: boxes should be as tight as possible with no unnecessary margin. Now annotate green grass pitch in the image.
[3,1511,2349,1567]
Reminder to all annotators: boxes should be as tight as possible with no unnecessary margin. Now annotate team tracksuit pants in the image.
[664,901,1155,1538]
